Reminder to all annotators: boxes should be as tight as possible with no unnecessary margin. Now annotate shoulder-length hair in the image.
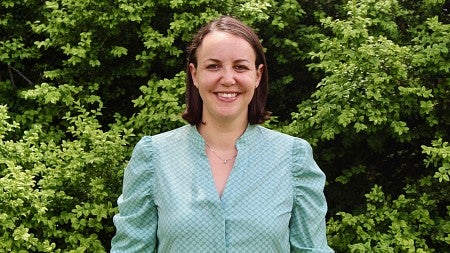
[182,16,271,125]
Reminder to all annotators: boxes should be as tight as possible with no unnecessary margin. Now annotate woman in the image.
[111,16,334,252]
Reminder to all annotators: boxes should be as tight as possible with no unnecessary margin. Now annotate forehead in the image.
[196,31,256,62]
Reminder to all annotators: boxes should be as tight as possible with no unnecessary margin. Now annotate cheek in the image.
[196,72,218,86]
[249,88,257,99]
[239,75,259,88]
[196,76,216,97]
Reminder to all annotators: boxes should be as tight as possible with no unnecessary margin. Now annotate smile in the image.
[217,92,238,98]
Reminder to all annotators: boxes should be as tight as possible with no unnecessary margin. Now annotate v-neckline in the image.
[200,146,238,201]
[189,124,258,201]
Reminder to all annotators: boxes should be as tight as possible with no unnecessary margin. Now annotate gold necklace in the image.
[205,143,237,164]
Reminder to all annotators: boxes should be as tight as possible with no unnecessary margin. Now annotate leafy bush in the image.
[0,100,130,251]
[283,0,449,251]
[327,140,450,252]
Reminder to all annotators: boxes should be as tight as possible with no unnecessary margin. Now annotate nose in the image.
[220,67,236,86]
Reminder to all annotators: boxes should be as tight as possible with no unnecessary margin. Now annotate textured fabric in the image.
[111,124,334,252]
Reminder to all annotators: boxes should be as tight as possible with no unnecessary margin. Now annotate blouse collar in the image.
[187,124,262,150]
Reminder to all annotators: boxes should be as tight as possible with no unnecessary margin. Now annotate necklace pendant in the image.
[205,143,236,165]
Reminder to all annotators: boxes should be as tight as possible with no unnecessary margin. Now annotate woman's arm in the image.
[290,139,334,253]
[111,137,158,253]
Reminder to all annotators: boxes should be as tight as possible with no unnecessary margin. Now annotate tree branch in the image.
[8,64,33,85]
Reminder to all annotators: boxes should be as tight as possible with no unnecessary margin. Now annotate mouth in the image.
[216,92,238,98]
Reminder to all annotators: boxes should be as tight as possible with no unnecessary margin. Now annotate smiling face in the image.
[189,31,263,124]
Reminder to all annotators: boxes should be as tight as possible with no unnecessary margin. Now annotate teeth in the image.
[218,93,237,98]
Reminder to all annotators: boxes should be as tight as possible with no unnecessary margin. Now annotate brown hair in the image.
[182,15,271,125]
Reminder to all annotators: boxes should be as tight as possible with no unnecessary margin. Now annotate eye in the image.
[205,64,220,70]
[234,65,250,72]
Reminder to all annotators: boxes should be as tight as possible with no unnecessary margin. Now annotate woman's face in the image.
[189,31,263,124]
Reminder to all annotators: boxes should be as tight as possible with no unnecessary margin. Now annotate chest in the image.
[153,150,294,238]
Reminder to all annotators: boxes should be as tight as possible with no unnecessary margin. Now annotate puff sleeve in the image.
[111,136,158,253]
[289,138,334,252]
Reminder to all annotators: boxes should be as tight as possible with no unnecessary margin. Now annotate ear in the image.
[189,63,198,87]
[255,64,264,88]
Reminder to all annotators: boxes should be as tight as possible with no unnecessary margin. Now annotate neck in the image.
[198,118,248,151]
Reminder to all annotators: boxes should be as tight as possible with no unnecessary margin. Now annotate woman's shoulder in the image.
[254,126,315,163]
[255,125,310,147]
[142,125,191,143]
[137,125,200,153]
[253,126,320,177]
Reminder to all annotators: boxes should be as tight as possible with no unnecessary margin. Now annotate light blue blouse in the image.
[111,124,334,252]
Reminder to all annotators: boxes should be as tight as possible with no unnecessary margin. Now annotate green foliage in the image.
[423,139,450,183]
[280,0,449,251]
[1,0,449,251]
[328,140,450,252]
[0,96,132,251]
[289,0,438,143]
[128,71,186,137]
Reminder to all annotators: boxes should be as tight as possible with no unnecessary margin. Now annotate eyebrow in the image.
[203,58,251,64]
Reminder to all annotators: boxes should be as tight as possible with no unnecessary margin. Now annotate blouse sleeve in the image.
[111,136,158,253]
[289,138,334,253]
